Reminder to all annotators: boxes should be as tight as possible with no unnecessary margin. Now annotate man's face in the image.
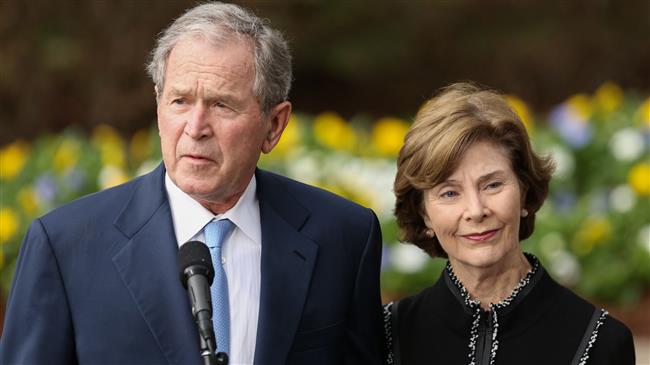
[157,36,277,210]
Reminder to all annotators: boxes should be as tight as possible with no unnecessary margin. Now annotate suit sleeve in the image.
[0,219,77,365]
[344,209,383,365]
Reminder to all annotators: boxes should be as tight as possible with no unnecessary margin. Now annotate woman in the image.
[384,83,635,365]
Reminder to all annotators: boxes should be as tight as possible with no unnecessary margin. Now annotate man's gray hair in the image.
[146,2,292,112]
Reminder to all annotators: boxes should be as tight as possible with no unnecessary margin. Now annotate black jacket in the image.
[385,255,635,365]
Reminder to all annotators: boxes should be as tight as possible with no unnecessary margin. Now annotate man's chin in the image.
[178,181,218,197]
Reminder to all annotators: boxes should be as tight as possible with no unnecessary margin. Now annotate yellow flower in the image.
[635,97,650,128]
[371,117,410,157]
[0,207,20,244]
[273,115,302,156]
[594,82,623,114]
[92,124,122,147]
[313,181,346,198]
[505,95,534,133]
[312,112,357,152]
[98,166,130,190]
[566,93,593,121]
[0,140,30,181]
[572,216,612,256]
[18,187,40,217]
[93,124,126,168]
[130,129,153,163]
[628,162,650,197]
[345,188,374,212]
[53,138,80,174]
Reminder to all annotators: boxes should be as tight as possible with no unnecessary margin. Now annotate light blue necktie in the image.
[204,219,234,355]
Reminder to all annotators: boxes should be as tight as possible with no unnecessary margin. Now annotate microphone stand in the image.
[197,312,229,365]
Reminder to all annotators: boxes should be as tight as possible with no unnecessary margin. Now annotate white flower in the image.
[539,232,566,258]
[638,224,650,254]
[548,250,580,287]
[545,145,575,179]
[390,243,429,274]
[98,165,128,190]
[609,128,645,162]
[609,185,636,213]
[136,159,160,176]
[287,149,320,182]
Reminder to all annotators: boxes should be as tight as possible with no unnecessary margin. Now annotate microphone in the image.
[178,240,228,365]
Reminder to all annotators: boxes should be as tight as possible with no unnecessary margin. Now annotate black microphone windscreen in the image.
[178,240,215,287]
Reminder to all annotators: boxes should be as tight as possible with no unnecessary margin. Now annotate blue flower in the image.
[549,104,593,148]
[35,174,57,206]
[552,189,577,213]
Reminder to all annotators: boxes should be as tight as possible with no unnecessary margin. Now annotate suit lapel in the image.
[112,165,200,364]
[254,170,318,365]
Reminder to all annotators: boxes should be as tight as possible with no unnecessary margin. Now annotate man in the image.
[0,3,383,364]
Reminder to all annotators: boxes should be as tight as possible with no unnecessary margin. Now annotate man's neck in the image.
[196,187,247,215]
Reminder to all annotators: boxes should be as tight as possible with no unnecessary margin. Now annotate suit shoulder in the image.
[257,169,371,214]
[40,173,144,224]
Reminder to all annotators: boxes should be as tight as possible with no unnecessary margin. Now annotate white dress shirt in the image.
[165,173,261,365]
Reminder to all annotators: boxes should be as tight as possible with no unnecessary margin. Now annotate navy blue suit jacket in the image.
[0,164,383,364]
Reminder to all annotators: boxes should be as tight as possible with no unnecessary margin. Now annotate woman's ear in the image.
[420,190,434,229]
[262,101,292,154]
[519,180,529,211]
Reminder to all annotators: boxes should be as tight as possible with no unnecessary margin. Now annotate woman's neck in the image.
[450,251,532,310]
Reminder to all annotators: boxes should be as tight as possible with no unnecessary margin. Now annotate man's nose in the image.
[184,104,212,139]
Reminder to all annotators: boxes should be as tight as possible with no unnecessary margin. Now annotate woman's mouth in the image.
[462,229,499,242]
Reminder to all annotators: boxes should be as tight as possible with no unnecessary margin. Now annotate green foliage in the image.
[1,86,649,305]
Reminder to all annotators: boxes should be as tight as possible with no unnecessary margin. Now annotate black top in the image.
[384,255,635,365]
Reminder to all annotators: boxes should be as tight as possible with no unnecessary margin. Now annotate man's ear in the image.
[261,101,292,154]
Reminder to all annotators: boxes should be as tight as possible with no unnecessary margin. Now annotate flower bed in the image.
[1,82,649,308]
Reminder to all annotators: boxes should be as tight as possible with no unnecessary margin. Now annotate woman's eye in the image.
[486,181,502,189]
[440,191,458,198]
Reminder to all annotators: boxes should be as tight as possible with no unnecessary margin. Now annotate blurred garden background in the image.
[1,0,649,359]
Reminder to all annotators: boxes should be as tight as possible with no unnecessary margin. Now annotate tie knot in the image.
[205,219,234,249]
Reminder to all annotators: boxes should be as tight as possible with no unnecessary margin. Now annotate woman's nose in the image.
[462,191,490,222]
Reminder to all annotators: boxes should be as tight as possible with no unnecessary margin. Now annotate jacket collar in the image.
[253,169,318,364]
[112,163,202,364]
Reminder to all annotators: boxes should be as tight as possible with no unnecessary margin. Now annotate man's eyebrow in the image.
[167,86,192,96]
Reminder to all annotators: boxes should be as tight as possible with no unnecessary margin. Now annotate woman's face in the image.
[422,140,525,272]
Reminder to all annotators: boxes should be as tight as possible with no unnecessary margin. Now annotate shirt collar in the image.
[165,173,261,246]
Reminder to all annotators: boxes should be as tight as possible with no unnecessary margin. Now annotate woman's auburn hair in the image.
[394,82,555,257]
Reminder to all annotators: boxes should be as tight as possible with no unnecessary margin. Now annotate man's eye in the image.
[172,98,185,105]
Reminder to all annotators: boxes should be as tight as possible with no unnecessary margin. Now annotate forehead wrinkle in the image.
[439,169,507,189]
[171,64,252,96]
[167,72,248,100]
[477,170,507,182]
[170,47,253,75]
